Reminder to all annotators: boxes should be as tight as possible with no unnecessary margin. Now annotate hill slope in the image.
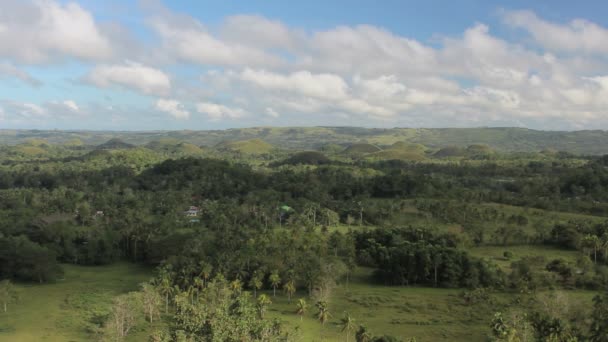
[3,127,608,154]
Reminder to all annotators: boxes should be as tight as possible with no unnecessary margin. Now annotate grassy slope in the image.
[0,263,152,342]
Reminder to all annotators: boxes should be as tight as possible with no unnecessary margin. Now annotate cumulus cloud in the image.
[148,9,285,68]
[4,2,608,130]
[503,10,608,55]
[87,62,171,96]
[0,0,113,63]
[239,69,349,101]
[61,100,79,112]
[156,99,190,119]
[221,15,300,50]
[196,102,247,121]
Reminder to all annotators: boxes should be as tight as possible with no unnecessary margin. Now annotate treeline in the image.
[355,228,503,288]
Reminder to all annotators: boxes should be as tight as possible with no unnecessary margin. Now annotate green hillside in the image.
[3,127,608,154]
[215,138,274,154]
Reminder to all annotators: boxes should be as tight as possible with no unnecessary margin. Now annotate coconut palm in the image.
[295,298,308,321]
[316,300,331,325]
[230,278,243,293]
[257,294,272,319]
[156,276,175,314]
[198,261,213,288]
[283,280,296,303]
[269,270,281,297]
[249,272,263,298]
[339,312,356,342]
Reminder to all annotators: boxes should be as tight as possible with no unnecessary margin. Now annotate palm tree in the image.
[198,261,213,288]
[249,272,263,298]
[193,277,204,301]
[316,300,331,325]
[269,270,281,297]
[257,294,272,319]
[156,276,174,314]
[230,278,243,293]
[339,312,356,342]
[295,298,308,321]
[283,280,296,303]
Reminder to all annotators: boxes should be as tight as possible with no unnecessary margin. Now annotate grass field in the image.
[0,262,599,341]
[0,262,152,342]
[267,267,494,341]
[267,267,598,342]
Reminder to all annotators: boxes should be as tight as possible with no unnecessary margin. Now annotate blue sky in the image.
[1,0,608,130]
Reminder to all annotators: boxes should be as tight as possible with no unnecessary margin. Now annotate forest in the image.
[1,135,608,341]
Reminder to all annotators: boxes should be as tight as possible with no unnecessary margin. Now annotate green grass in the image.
[0,262,152,342]
[268,268,499,342]
[0,262,600,341]
[469,245,581,271]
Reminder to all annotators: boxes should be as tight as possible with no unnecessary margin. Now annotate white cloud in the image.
[221,15,300,50]
[62,100,79,112]
[0,62,41,86]
[196,102,247,121]
[149,14,284,68]
[156,99,190,119]
[87,62,171,96]
[239,69,349,101]
[265,107,280,118]
[504,10,608,55]
[0,0,113,63]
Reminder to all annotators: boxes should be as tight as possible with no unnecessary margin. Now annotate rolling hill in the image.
[2,127,608,154]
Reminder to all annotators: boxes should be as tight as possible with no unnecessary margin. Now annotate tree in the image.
[582,234,602,264]
[0,280,18,313]
[140,283,162,323]
[155,276,174,314]
[283,279,296,303]
[355,325,372,342]
[103,293,139,342]
[198,261,213,288]
[295,298,308,321]
[249,271,263,298]
[339,312,356,342]
[269,270,281,297]
[257,294,272,319]
[230,278,243,293]
[316,300,331,325]
[590,292,608,342]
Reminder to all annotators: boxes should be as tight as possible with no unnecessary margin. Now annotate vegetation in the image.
[2,128,608,340]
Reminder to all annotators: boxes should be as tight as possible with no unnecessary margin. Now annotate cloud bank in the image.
[1,1,608,130]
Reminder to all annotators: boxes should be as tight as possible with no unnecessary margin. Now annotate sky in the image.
[1,1,608,130]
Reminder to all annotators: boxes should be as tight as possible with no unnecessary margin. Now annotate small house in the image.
[184,206,200,217]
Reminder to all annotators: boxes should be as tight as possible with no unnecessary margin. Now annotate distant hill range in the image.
[2,127,608,154]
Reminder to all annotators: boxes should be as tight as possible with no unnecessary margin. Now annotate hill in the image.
[146,139,206,155]
[434,146,467,157]
[95,138,135,150]
[215,138,274,154]
[3,127,608,154]
[342,143,382,155]
[365,149,426,161]
[278,151,331,165]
